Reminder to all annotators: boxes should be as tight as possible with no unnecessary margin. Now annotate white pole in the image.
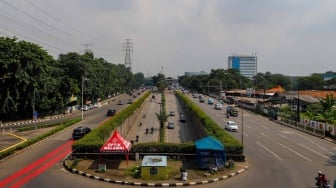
[81,77,84,120]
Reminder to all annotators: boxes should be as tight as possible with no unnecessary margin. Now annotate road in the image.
[1,91,335,188]
[188,94,336,188]
[0,93,141,188]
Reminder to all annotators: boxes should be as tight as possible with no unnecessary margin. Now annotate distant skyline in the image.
[0,0,335,78]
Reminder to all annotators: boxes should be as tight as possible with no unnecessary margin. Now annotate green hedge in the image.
[72,91,151,153]
[0,118,81,160]
[176,92,243,154]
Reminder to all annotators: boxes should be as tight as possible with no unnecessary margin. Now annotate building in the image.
[228,54,257,79]
[184,71,208,77]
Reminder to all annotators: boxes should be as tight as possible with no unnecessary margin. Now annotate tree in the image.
[0,37,58,119]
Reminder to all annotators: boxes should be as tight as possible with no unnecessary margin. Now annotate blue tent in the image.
[195,136,226,170]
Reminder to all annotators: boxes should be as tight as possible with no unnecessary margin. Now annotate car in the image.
[128,99,133,104]
[167,121,175,129]
[225,121,238,131]
[214,103,223,110]
[208,98,214,105]
[118,100,124,105]
[82,105,89,111]
[179,114,186,122]
[169,111,175,116]
[199,97,205,102]
[72,126,91,140]
[107,108,117,116]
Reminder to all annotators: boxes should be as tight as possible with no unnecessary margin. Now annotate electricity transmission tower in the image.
[123,39,133,72]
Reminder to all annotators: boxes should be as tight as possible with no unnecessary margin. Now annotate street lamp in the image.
[241,94,244,152]
[81,76,89,120]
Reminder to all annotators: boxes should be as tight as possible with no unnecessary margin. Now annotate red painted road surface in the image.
[0,140,73,188]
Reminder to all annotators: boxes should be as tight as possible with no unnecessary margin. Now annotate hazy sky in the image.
[0,0,335,78]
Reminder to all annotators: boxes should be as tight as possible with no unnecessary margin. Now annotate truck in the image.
[226,106,238,117]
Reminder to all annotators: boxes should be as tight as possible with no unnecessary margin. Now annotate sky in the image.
[0,0,335,78]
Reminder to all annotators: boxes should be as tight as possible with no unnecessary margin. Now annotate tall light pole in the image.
[241,94,244,152]
[81,76,89,120]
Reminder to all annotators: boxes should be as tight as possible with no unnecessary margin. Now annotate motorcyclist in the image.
[316,171,329,188]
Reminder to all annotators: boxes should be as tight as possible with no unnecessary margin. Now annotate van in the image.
[208,98,214,105]
[226,106,238,116]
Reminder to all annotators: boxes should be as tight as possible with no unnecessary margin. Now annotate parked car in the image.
[128,99,133,104]
[107,109,117,116]
[225,121,238,131]
[72,126,91,140]
[82,105,89,111]
[199,97,205,103]
[167,121,175,129]
[118,100,124,105]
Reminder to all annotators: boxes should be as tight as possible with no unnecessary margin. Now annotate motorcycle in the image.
[315,177,331,188]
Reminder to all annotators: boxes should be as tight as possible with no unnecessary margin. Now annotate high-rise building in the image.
[228,54,257,79]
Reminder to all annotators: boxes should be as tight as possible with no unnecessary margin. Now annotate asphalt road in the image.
[0,93,143,188]
[188,93,336,188]
[1,91,335,188]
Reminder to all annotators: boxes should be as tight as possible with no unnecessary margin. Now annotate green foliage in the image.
[72,92,150,153]
[176,92,242,154]
[0,36,145,121]
[0,118,80,160]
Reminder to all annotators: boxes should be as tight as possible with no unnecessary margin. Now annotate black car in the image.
[72,126,91,140]
[107,109,117,116]
[179,114,186,122]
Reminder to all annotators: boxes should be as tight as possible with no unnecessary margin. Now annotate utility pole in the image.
[82,76,89,120]
[81,43,92,53]
[123,39,133,72]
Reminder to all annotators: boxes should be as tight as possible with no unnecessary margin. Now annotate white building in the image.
[228,54,257,79]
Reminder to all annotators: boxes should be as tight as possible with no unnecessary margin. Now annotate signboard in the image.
[33,111,38,120]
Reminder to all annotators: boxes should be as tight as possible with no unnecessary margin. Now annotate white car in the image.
[225,121,238,131]
[167,121,175,129]
[214,103,223,110]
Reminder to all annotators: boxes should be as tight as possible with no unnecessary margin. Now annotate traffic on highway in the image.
[0,89,335,188]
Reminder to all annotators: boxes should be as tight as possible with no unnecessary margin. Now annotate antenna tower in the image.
[123,39,133,72]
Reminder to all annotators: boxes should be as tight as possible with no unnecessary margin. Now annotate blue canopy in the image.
[195,136,224,151]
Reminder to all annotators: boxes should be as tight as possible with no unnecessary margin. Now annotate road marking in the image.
[0,133,27,153]
[278,143,312,162]
[261,125,269,130]
[278,134,287,139]
[261,132,269,138]
[296,134,335,155]
[299,144,336,163]
[256,141,284,161]
[243,132,248,137]
[246,125,251,129]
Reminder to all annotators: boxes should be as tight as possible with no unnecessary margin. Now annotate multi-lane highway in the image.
[0,91,335,188]
[188,93,336,188]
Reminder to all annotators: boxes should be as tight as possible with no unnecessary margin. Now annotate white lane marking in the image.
[261,125,269,130]
[243,132,248,137]
[261,132,269,138]
[299,144,336,163]
[278,143,312,162]
[278,134,287,139]
[246,125,251,129]
[256,141,284,161]
[250,120,255,124]
[296,133,335,155]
